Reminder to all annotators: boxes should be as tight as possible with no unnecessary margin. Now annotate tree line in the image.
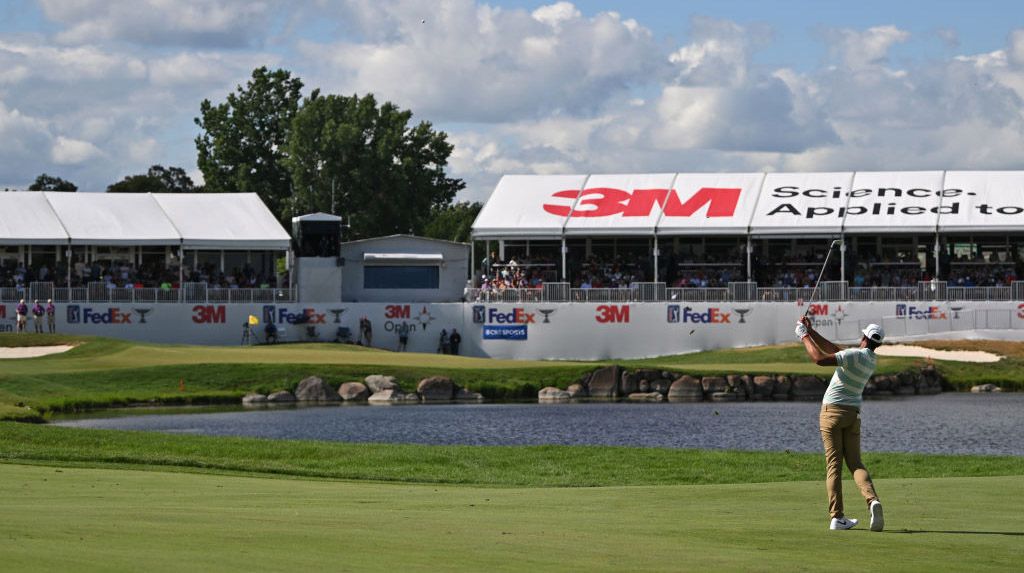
[24,67,480,243]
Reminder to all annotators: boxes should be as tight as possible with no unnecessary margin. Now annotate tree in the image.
[28,174,77,191]
[284,92,464,238]
[422,202,481,243]
[195,67,303,224]
[107,165,198,193]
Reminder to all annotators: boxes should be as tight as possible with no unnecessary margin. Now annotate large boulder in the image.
[711,391,738,402]
[648,376,674,395]
[417,376,455,401]
[619,370,638,396]
[772,375,792,400]
[566,384,588,398]
[752,376,775,400]
[628,392,665,402]
[267,390,296,403]
[971,383,1002,393]
[242,393,267,405]
[364,375,400,393]
[538,386,571,401]
[588,366,622,398]
[668,375,703,402]
[791,376,825,401]
[726,375,752,400]
[701,376,728,396]
[368,389,406,403]
[338,382,370,401]
[455,387,484,401]
[295,376,340,402]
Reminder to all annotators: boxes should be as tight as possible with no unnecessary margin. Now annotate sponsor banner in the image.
[896,304,947,320]
[30,299,1023,360]
[483,325,528,340]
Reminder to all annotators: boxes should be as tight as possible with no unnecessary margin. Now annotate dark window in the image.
[364,265,439,289]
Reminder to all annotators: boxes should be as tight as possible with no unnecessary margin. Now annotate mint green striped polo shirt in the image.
[823,347,877,408]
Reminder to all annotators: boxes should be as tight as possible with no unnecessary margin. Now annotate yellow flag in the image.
[248,315,259,326]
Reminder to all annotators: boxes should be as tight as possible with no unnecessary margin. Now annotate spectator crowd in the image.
[0,259,286,291]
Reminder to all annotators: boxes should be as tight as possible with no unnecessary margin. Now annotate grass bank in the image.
[0,334,1021,420]
[1,463,1021,572]
[3,424,1023,487]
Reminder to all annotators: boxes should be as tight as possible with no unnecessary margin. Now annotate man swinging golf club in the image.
[796,316,885,531]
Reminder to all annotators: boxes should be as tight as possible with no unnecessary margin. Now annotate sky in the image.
[1,0,1024,203]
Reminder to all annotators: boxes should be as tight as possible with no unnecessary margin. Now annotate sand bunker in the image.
[0,345,75,359]
[875,344,1001,363]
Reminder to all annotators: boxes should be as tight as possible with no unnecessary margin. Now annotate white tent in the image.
[45,192,181,246]
[155,193,291,249]
[0,193,68,245]
[0,192,290,249]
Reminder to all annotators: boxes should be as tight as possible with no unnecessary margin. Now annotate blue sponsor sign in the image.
[667,304,680,323]
[472,305,486,324]
[482,325,528,340]
[67,304,81,324]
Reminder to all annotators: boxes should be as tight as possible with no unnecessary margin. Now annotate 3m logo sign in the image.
[543,187,742,218]
[595,305,630,323]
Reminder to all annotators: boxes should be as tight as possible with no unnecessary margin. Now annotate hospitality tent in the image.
[472,171,1024,281]
[0,191,289,249]
[0,191,291,283]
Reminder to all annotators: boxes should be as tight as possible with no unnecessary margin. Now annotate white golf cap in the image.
[862,323,885,343]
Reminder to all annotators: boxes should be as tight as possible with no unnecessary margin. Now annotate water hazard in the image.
[54,393,1024,456]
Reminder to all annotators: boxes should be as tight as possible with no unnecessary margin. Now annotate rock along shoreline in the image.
[538,365,949,403]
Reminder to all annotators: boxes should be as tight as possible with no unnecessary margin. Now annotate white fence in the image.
[465,281,1024,304]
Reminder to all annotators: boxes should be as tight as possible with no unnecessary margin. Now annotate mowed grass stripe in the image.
[2,425,1023,487]
[0,463,1020,573]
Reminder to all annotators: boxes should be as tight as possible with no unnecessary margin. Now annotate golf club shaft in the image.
[803,240,840,318]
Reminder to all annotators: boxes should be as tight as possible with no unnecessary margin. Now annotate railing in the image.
[464,281,1024,304]
[3,282,296,304]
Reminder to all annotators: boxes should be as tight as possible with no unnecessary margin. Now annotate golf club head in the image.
[830,239,843,249]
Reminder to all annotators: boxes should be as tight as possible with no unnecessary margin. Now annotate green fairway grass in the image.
[0,462,1020,572]
[0,334,1020,420]
[3,425,1024,487]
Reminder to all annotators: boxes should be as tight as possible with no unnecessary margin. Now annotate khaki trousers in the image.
[819,404,879,519]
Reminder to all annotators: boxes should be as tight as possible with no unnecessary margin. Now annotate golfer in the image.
[796,317,884,532]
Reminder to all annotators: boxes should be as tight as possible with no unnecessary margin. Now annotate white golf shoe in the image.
[829,516,859,530]
[870,500,884,532]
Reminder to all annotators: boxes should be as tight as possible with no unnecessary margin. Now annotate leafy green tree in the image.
[28,174,77,191]
[195,67,303,224]
[285,92,464,238]
[107,165,198,193]
[422,202,481,243]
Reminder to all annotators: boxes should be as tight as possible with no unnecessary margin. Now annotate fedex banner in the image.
[471,171,1024,237]
[39,299,1024,360]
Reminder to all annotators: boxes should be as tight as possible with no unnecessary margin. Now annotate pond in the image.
[54,393,1024,456]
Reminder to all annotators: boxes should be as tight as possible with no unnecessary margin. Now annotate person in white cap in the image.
[796,316,885,532]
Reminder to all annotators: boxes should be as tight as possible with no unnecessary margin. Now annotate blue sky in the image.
[1,0,1023,201]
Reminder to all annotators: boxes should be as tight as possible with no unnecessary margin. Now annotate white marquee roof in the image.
[473,171,1024,238]
[154,193,291,249]
[0,192,290,249]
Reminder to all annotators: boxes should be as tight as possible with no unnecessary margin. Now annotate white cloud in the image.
[38,0,276,47]
[51,135,102,164]
[829,25,910,71]
[299,1,663,122]
[4,2,1024,205]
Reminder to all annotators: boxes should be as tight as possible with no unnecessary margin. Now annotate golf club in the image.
[802,239,842,318]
